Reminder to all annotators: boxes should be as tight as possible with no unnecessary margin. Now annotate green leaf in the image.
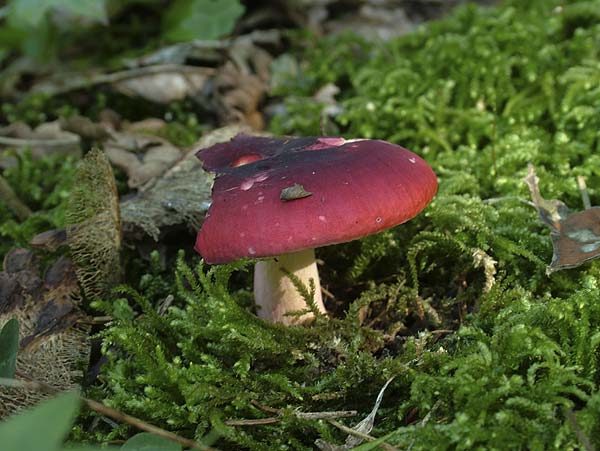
[121,433,182,451]
[163,0,245,42]
[8,0,108,28]
[0,392,80,451]
[0,318,19,378]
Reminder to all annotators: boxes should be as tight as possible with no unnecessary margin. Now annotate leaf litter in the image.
[525,163,600,274]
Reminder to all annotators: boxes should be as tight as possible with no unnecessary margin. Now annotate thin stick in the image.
[76,316,113,325]
[577,176,592,210]
[3,374,219,451]
[327,419,399,451]
[227,400,357,426]
[224,418,280,426]
[0,174,32,221]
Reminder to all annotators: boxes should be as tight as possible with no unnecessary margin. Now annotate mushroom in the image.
[194,134,437,325]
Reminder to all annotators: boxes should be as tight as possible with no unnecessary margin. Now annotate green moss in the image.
[93,0,600,449]
[0,150,77,258]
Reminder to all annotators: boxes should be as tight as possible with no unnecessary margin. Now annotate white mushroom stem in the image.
[253,248,326,325]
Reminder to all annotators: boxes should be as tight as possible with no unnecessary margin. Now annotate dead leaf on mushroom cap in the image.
[524,164,600,274]
[0,121,81,168]
[0,249,90,419]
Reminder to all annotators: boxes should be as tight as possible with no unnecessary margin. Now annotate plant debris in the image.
[524,164,600,274]
[104,132,182,188]
[120,125,253,239]
[65,148,121,301]
[0,122,81,168]
[0,249,89,419]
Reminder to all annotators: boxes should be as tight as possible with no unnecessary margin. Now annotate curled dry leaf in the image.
[0,248,90,418]
[0,121,81,168]
[213,42,272,130]
[104,132,181,188]
[112,65,213,104]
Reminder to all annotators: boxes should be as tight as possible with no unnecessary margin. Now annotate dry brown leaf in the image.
[120,125,257,239]
[112,66,212,104]
[29,228,68,252]
[524,163,600,274]
[60,115,112,141]
[104,132,181,188]
[0,249,90,419]
[0,121,81,168]
[213,43,272,130]
[30,65,215,102]
[124,118,167,133]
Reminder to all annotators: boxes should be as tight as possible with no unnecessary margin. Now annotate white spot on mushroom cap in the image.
[248,247,256,255]
[240,172,270,191]
[240,179,254,191]
[375,217,383,223]
[318,215,327,222]
[255,172,269,182]
[408,157,416,164]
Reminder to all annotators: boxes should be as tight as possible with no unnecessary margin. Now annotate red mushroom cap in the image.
[195,134,437,264]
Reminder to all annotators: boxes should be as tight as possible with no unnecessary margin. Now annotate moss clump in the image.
[94,0,600,449]
[65,148,121,302]
[93,253,395,449]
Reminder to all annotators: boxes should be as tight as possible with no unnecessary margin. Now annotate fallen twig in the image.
[1,373,220,451]
[31,65,214,97]
[224,400,357,426]
[327,419,400,451]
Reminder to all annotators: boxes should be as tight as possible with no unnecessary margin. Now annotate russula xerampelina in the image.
[195,134,437,325]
